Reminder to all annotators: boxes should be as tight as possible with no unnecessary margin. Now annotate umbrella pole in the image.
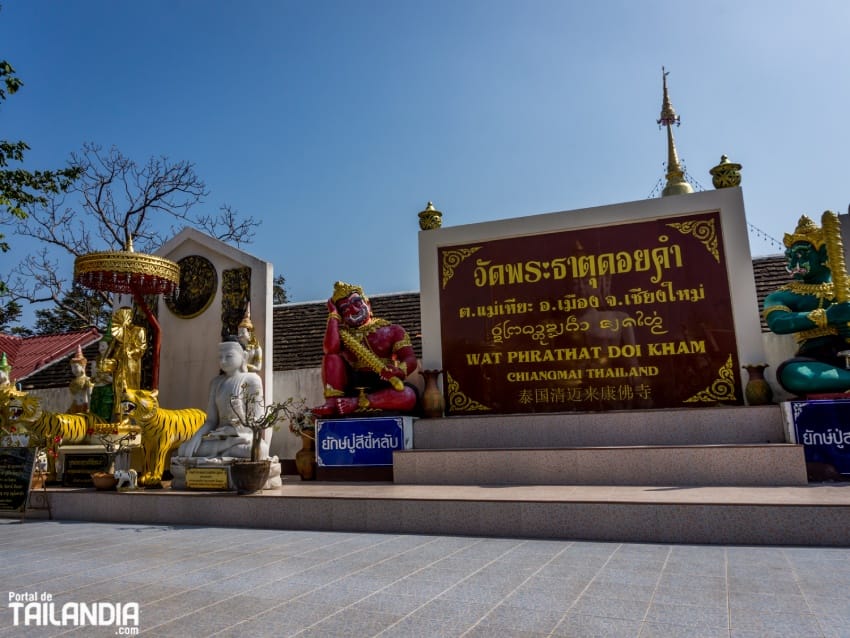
[132,289,162,390]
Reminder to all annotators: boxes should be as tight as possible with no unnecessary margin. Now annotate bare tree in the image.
[8,143,259,326]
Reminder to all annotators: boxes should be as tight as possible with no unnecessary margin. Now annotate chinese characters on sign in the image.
[438,212,742,415]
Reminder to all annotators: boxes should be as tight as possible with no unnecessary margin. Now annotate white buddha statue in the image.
[178,339,268,460]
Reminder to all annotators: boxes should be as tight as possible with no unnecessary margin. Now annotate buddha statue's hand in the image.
[206,426,238,439]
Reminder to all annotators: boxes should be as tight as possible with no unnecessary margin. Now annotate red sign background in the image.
[438,211,742,415]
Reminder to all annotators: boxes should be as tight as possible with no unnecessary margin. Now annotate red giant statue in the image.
[313,281,418,416]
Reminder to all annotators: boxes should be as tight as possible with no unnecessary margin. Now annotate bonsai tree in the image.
[229,385,308,462]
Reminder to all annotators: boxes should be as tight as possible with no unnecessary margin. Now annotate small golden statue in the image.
[237,303,263,374]
[109,307,147,408]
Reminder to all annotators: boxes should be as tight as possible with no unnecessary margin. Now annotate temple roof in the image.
[751,254,790,331]
[0,328,101,388]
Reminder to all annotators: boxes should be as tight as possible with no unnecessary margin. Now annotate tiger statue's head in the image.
[121,387,160,424]
[5,389,40,429]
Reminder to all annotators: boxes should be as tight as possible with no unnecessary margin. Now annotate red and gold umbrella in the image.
[74,238,180,389]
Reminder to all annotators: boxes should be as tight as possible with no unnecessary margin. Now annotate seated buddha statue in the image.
[178,339,267,460]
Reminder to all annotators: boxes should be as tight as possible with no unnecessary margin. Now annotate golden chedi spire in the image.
[657,67,693,197]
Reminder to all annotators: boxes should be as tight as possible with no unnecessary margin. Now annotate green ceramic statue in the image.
[763,213,850,394]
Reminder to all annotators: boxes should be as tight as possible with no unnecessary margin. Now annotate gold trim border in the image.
[666,219,720,263]
[445,371,491,413]
[683,354,738,403]
[441,247,481,289]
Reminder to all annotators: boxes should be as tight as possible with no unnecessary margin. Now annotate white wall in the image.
[155,228,273,413]
[269,367,324,460]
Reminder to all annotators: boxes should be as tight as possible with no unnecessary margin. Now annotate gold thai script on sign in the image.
[472,235,683,288]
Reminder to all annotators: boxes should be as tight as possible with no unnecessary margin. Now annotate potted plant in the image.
[228,385,304,493]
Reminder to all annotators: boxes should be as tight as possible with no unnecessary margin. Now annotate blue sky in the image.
[2,0,850,318]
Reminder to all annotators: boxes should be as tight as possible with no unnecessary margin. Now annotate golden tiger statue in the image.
[7,391,115,444]
[120,387,206,488]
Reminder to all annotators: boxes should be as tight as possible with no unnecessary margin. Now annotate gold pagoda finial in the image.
[418,201,443,230]
[657,67,693,197]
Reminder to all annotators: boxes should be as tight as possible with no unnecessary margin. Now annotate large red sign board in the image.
[437,211,742,415]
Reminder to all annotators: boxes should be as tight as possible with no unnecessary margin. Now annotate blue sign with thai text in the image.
[316,417,405,467]
[790,399,850,475]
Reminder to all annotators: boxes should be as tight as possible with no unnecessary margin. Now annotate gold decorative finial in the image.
[657,67,693,197]
[418,201,443,230]
[709,155,742,189]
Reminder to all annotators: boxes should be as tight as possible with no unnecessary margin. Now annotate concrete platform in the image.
[393,444,808,486]
[25,479,850,547]
[412,406,787,449]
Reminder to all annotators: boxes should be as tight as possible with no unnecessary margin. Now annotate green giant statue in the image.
[763,212,850,395]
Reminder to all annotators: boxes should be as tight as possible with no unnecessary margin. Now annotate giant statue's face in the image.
[337,293,371,328]
[785,241,829,282]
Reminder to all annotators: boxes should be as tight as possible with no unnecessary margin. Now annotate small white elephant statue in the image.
[114,469,138,490]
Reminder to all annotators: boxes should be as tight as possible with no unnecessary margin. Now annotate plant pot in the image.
[91,472,118,491]
[295,433,316,481]
[230,460,270,494]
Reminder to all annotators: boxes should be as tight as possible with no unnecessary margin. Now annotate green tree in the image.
[0,298,31,335]
[32,284,110,335]
[273,274,289,304]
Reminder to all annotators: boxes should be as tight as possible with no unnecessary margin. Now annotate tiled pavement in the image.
[1,521,850,637]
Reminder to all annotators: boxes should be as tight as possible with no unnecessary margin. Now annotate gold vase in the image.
[421,369,445,418]
[295,433,316,481]
[743,364,773,406]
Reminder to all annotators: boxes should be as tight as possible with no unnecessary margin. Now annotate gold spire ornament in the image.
[418,201,443,230]
[657,67,694,197]
[709,155,742,189]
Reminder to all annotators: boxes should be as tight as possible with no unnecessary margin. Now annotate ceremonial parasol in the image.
[73,236,180,389]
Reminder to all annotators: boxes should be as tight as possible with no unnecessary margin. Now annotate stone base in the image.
[170,456,282,491]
